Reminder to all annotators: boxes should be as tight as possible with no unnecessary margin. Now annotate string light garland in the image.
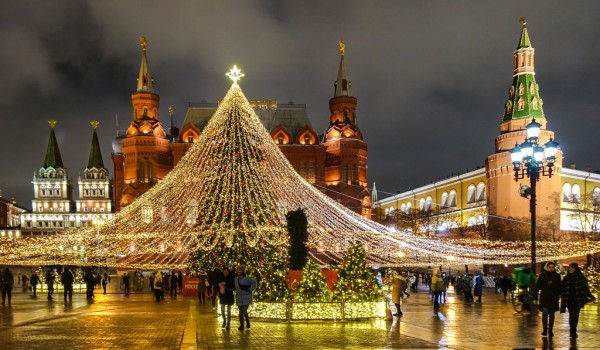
[1,66,600,269]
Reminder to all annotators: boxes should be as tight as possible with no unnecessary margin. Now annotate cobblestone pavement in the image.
[1,283,599,349]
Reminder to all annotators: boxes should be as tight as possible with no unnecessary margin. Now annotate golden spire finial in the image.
[168,106,174,117]
[339,40,345,56]
[519,16,527,28]
[91,120,100,129]
[226,65,245,85]
[140,35,148,52]
[48,119,57,128]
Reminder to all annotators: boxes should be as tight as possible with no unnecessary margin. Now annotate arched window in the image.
[530,83,535,94]
[505,101,512,114]
[572,184,581,203]
[563,183,572,202]
[518,98,525,110]
[518,83,524,95]
[594,187,600,206]
[299,162,306,178]
[532,97,538,110]
[425,196,433,212]
[308,162,315,184]
[467,217,476,226]
[477,182,486,201]
[304,134,311,145]
[467,184,476,204]
[137,162,145,182]
[400,203,406,214]
[406,202,412,214]
[419,198,426,211]
[448,190,457,208]
[341,164,347,182]
[146,163,153,182]
[441,192,449,208]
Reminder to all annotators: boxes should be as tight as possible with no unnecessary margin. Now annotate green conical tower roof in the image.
[43,120,64,168]
[517,17,532,49]
[87,120,104,169]
[502,18,544,122]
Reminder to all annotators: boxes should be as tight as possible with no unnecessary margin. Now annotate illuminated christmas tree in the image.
[253,245,291,302]
[295,258,330,302]
[333,243,381,302]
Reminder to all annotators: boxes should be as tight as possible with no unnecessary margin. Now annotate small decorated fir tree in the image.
[333,243,381,302]
[295,258,329,302]
[252,245,290,302]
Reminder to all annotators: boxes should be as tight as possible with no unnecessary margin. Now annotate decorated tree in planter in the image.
[333,243,381,302]
[253,245,291,302]
[295,258,330,302]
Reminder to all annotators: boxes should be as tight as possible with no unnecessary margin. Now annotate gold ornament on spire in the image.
[168,106,174,117]
[48,119,57,128]
[140,35,148,52]
[91,120,100,129]
[339,40,345,56]
[226,65,245,84]
[519,16,527,28]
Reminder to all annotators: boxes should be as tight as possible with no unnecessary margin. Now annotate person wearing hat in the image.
[533,262,561,337]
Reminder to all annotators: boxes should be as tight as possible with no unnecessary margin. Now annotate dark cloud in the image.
[1,1,600,206]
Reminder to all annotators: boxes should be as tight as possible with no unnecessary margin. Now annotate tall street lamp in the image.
[510,118,559,274]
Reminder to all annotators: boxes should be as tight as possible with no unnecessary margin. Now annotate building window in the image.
[147,163,153,182]
[467,184,476,204]
[425,196,433,212]
[477,182,486,201]
[563,183,572,203]
[530,83,535,94]
[341,164,347,183]
[419,198,425,211]
[188,134,193,143]
[299,162,306,178]
[448,190,457,208]
[572,184,581,204]
[518,83,524,95]
[278,135,284,144]
[304,134,311,145]
[308,162,315,184]
[137,162,145,182]
[350,164,356,183]
[518,98,525,110]
[594,187,600,206]
[532,97,538,110]
[441,192,449,208]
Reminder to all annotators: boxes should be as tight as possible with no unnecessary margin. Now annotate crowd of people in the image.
[387,263,596,339]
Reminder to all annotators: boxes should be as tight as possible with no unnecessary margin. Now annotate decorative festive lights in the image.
[1,67,600,269]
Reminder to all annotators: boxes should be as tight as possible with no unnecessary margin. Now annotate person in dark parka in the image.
[218,267,236,330]
[560,263,596,338]
[533,262,561,337]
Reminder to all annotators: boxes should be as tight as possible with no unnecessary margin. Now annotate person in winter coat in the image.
[153,272,164,302]
[45,270,55,300]
[391,273,405,317]
[1,267,14,305]
[560,263,596,338]
[30,270,40,297]
[234,265,257,331]
[219,267,236,330]
[61,267,75,302]
[473,271,484,303]
[170,272,178,297]
[431,270,444,308]
[498,275,512,301]
[197,273,207,304]
[533,262,561,337]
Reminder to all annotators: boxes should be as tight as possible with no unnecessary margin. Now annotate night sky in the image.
[2,1,600,209]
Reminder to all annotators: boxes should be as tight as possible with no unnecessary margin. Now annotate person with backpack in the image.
[30,270,40,297]
[431,269,444,308]
[234,265,257,331]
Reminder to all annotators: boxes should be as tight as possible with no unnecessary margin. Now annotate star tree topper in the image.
[226,65,245,85]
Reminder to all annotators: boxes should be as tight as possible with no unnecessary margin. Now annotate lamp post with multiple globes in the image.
[510,118,559,274]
